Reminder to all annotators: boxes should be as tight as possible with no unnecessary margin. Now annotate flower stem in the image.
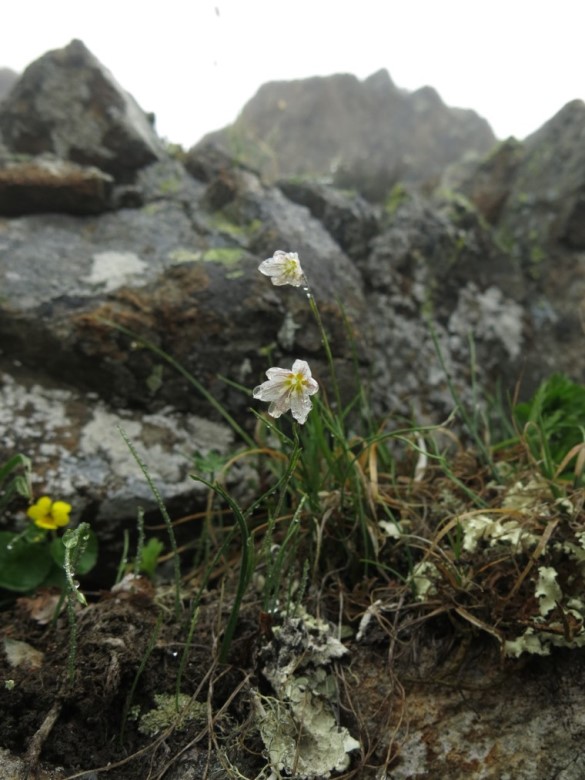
[305,280,343,417]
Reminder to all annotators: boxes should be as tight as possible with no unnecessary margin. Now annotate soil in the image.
[0,570,466,779]
[3,571,585,780]
[0,580,268,780]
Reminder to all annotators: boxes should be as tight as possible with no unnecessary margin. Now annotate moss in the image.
[200,247,243,265]
[138,693,206,737]
[168,248,201,264]
[168,246,244,266]
[159,177,182,195]
[209,212,262,239]
[383,182,408,215]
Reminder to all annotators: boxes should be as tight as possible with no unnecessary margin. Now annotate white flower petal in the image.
[253,359,318,424]
[253,382,288,402]
[258,250,305,287]
[290,392,313,424]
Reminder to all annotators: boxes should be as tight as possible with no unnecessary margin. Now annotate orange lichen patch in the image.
[0,158,113,215]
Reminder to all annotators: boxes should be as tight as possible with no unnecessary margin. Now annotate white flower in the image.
[258,250,305,287]
[253,359,319,424]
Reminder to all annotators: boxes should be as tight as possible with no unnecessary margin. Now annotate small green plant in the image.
[138,537,165,578]
[0,453,32,514]
[61,522,93,685]
[513,373,585,486]
[0,493,97,593]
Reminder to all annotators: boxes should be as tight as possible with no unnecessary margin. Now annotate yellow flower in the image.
[27,496,72,530]
[253,359,319,424]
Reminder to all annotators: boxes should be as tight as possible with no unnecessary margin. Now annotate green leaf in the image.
[139,537,164,577]
[0,532,53,592]
[514,374,585,475]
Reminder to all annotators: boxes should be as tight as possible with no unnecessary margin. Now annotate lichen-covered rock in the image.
[360,191,527,420]
[442,100,585,394]
[0,150,367,420]
[349,642,585,779]
[0,363,237,578]
[0,39,165,180]
[443,137,525,224]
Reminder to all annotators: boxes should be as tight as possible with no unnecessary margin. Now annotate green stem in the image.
[118,425,182,619]
[305,281,343,416]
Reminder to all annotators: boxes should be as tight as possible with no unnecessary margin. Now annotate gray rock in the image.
[0,67,18,102]
[440,100,585,394]
[278,178,381,263]
[197,69,496,200]
[0,40,165,180]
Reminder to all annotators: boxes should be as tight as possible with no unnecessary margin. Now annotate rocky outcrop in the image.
[197,69,496,200]
[0,39,583,553]
[442,99,585,396]
[0,40,165,181]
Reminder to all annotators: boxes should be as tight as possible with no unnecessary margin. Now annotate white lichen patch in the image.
[254,690,360,780]
[78,403,234,506]
[459,512,539,554]
[255,606,360,779]
[85,251,147,292]
[449,283,524,360]
[535,566,562,617]
[0,369,234,518]
[410,560,440,599]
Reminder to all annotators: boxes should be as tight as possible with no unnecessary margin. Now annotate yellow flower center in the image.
[286,371,308,394]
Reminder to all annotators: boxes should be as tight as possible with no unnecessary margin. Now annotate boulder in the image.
[0,40,165,180]
[277,178,381,263]
[197,69,496,200]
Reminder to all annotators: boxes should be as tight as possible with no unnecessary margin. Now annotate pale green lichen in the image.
[410,560,439,600]
[460,512,538,554]
[254,689,360,779]
[535,566,563,616]
[168,247,201,264]
[169,246,243,266]
[255,606,360,779]
[138,693,206,736]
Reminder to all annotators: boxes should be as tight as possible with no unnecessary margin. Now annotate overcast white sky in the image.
[2,1,583,147]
